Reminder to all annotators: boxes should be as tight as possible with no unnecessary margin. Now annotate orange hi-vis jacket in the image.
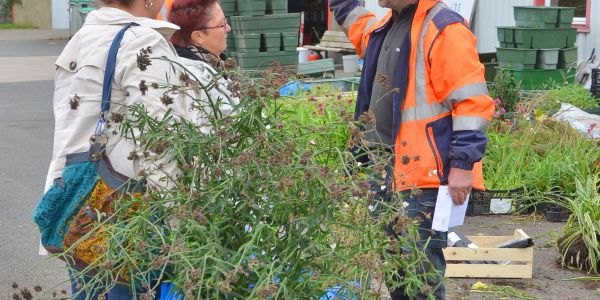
[157,0,173,20]
[331,0,495,191]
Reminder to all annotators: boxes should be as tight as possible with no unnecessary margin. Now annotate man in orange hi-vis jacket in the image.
[330,0,494,298]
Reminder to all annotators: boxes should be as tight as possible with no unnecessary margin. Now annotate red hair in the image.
[168,0,219,48]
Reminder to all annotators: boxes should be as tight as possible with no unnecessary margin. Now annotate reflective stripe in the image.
[342,7,377,54]
[453,116,490,132]
[445,82,489,106]
[402,102,451,123]
[342,6,372,35]
[403,3,447,124]
[160,4,168,20]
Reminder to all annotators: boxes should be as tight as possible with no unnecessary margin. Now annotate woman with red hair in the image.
[168,0,238,115]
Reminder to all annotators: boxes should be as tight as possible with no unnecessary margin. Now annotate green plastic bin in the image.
[266,0,287,14]
[231,13,300,34]
[496,48,537,70]
[297,58,335,77]
[558,47,578,69]
[234,33,261,53]
[513,27,577,49]
[233,51,297,69]
[536,49,559,69]
[497,26,515,43]
[500,68,576,90]
[262,33,281,52]
[514,6,559,28]
[237,0,266,16]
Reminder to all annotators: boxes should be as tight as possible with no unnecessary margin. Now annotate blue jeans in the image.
[387,189,447,300]
[70,270,156,300]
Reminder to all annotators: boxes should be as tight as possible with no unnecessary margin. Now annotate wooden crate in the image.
[443,229,533,279]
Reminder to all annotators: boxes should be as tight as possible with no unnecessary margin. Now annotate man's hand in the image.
[448,168,473,205]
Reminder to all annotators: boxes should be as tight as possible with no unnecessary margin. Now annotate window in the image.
[535,0,591,32]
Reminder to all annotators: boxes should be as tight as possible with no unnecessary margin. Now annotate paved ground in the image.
[0,29,70,299]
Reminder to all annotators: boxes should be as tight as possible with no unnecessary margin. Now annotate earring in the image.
[145,0,153,8]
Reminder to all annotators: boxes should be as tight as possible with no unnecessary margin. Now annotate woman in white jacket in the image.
[40,0,195,298]
[168,0,239,118]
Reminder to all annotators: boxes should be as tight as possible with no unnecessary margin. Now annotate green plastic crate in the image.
[500,67,576,90]
[536,49,559,70]
[496,48,537,70]
[234,33,261,53]
[237,0,266,16]
[221,0,236,16]
[233,50,297,69]
[514,6,559,28]
[282,31,299,51]
[497,26,515,43]
[513,27,577,49]
[266,0,287,14]
[262,33,281,52]
[297,58,335,76]
[558,47,578,69]
[231,13,300,34]
[558,7,576,28]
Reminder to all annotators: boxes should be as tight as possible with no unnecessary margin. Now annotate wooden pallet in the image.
[303,31,357,54]
[443,229,533,279]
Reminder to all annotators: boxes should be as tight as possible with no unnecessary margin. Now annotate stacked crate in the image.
[222,0,301,70]
[496,6,579,90]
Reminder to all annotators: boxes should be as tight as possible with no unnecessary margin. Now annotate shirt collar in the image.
[84,7,180,39]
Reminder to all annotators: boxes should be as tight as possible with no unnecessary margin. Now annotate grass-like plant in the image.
[56,54,433,299]
[558,176,600,274]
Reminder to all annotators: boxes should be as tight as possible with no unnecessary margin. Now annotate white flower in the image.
[380,185,386,191]
[330,243,337,250]
[244,224,253,233]
[309,140,317,145]
[401,201,409,208]
[357,162,363,167]
[368,205,375,212]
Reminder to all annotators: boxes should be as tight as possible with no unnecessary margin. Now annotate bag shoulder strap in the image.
[96,22,136,135]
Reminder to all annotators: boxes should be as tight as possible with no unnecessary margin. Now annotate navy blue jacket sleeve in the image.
[330,0,360,25]
[449,130,488,170]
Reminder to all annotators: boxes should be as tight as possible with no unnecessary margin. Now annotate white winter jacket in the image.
[45,7,195,193]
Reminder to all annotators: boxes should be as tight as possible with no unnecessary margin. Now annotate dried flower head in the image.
[139,80,149,96]
[137,46,153,71]
[109,112,124,123]
[160,94,174,106]
[375,73,390,89]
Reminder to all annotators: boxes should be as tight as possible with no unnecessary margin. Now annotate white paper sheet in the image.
[431,186,469,232]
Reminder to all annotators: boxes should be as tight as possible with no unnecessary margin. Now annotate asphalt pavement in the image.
[0,30,71,299]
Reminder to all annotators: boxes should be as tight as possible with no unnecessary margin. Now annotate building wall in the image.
[52,0,69,29]
[473,0,535,53]
[13,0,53,28]
[574,2,599,61]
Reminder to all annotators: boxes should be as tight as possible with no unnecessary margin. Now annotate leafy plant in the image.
[488,70,521,112]
[0,0,22,23]
[558,176,600,274]
[535,84,599,113]
[58,56,433,299]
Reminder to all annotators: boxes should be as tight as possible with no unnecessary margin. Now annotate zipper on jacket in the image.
[425,125,444,178]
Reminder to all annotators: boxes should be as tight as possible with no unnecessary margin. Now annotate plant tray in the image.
[512,27,577,49]
[536,48,559,70]
[514,6,559,29]
[231,13,301,34]
[499,67,576,90]
[297,58,335,76]
[497,26,515,43]
[221,0,237,16]
[282,31,299,50]
[234,33,260,53]
[266,0,287,14]
[496,48,537,70]
[233,50,297,69]
[236,0,266,16]
[262,32,281,52]
[467,189,523,216]
[558,47,578,69]
[443,229,533,278]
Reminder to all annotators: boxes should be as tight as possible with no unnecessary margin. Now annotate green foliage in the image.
[0,22,35,29]
[558,176,600,274]
[536,84,599,113]
[63,60,432,299]
[488,70,521,112]
[484,118,600,197]
[0,0,22,23]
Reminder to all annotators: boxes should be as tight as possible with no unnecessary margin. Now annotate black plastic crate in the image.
[591,68,600,100]
[543,203,571,222]
[467,188,524,216]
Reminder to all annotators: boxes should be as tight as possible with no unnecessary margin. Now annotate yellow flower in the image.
[471,281,488,290]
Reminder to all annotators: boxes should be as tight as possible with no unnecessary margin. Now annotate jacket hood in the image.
[85,7,180,39]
